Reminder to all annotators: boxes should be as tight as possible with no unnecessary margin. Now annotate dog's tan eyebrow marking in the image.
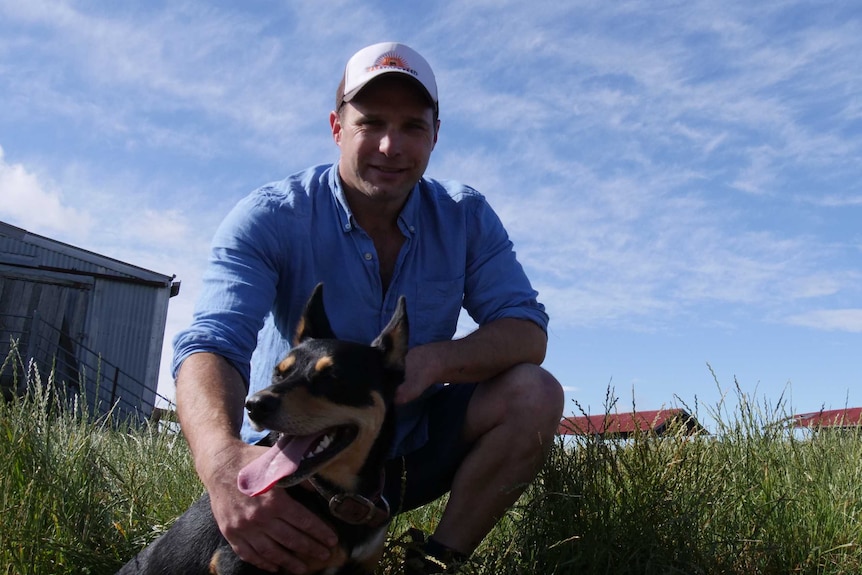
[276,355,296,374]
[315,356,334,372]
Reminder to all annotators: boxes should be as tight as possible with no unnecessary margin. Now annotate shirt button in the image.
[344,223,352,231]
[409,225,416,233]
[364,252,373,261]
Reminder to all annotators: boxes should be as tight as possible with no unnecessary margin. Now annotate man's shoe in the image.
[402,528,467,575]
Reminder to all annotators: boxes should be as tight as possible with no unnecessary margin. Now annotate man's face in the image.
[331,75,439,204]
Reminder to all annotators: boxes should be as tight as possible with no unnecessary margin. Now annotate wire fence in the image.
[0,311,174,425]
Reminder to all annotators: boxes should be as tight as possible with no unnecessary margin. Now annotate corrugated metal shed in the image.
[793,408,862,430]
[558,408,705,438]
[0,220,179,423]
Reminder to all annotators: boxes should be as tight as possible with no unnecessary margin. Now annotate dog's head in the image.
[237,284,408,496]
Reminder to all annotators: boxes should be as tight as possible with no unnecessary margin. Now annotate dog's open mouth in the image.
[236,425,358,497]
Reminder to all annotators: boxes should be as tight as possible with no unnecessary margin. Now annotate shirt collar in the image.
[329,163,420,236]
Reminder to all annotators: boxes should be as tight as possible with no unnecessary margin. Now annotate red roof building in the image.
[558,408,705,438]
[793,407,862,430]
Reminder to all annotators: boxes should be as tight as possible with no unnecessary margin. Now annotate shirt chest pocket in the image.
[412,276,465,344]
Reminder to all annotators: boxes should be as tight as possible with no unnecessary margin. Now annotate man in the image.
[172,42,564,574]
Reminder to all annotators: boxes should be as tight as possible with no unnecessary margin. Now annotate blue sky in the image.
[2,0,860,427]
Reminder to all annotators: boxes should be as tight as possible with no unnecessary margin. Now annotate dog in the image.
[117,284,408,574]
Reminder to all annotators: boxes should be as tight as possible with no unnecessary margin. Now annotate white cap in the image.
[336,42,438,111]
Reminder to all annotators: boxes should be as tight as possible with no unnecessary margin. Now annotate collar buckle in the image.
[328,493,390,527]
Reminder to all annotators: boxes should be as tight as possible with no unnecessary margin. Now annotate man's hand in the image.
[396,343,444,405]
[203,440,339,573]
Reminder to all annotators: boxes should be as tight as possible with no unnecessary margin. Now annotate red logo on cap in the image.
[368,52,417,76]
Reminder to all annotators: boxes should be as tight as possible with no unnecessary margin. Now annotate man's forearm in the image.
[404,317,546,398]
[175,352,249,487]
[440,317,546,382]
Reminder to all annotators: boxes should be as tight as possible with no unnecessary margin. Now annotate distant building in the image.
[793,408,862,431]
[558,408,706,438]
[0,220,179,423]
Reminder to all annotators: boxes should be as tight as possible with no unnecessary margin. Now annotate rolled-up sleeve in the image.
[462,194,548,332]
[172,191,283,386]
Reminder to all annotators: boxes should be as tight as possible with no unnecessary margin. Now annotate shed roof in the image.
[793,407,862,429]
[0,220,174,287]
[558,408,705,438]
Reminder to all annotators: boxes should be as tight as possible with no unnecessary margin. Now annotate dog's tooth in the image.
[307,433,333,457]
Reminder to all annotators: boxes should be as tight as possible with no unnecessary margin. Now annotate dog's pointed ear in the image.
[294,283,336,344]
[371,296,409,370]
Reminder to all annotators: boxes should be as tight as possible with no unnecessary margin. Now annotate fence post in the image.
[26,310,40,372]
[110,365,120,417]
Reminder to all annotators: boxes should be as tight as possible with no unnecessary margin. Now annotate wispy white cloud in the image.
[802,194,862,208]
[0,145,93,235]
[124,209,191,248]
[785,309,862,333]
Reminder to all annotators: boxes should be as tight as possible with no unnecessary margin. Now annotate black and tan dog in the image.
[117,284,408,574]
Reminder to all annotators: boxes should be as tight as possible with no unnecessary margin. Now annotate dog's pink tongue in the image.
[237,434,316,497]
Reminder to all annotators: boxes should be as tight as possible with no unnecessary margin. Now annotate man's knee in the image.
[489,363,565,437]
[515,363,564,424]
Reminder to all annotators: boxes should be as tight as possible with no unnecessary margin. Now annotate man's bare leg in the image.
[431,363,564,555]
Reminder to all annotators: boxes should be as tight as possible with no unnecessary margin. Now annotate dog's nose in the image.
[245,392,280,422]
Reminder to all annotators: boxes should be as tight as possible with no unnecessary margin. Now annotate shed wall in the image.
[1,221,175,422]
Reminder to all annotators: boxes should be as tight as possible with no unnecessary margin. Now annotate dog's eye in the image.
[273,354,297,377]
[314,356,335,373]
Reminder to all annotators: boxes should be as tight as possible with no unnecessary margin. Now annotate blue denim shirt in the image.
[172,164,548,456]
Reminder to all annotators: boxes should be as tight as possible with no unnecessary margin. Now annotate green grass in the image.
[0,350,201,575]
[2,353,862,574]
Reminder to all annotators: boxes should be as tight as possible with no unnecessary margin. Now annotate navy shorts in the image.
[382,383,477,514]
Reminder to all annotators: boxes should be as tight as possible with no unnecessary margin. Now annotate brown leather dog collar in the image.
[308,476,391,528]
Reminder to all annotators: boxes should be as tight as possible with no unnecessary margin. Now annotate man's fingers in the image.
[231,532,306,574]
[275,493,338,554]
[228,488,337,573]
